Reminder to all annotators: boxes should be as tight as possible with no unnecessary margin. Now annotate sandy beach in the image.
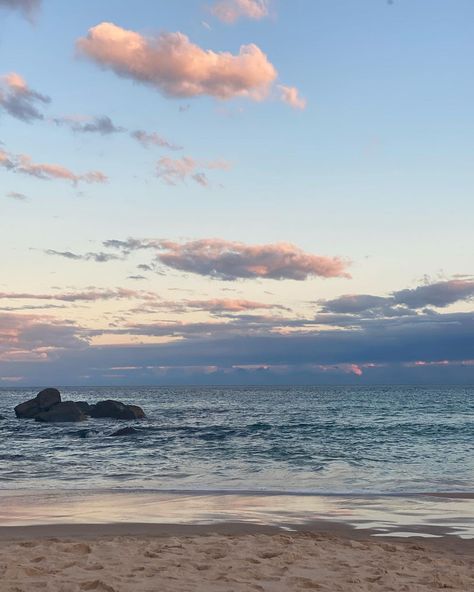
[1,523,473,592]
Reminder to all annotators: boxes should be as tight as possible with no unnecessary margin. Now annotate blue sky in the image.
[0,0,473,385]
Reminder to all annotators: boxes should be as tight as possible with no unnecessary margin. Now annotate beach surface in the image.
[1,524,474,592]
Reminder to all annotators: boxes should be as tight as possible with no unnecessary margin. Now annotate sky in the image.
[0,0,473,386]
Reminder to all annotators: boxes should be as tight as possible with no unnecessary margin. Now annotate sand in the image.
[1,525,473,592]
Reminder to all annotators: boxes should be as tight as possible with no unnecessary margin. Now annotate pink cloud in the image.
[0,147,107,184]
[155,238,351,280]
[130,130,182,150]
[76,22,277,101]
[278,85,306,110]
[210,0,270,23]
[156,156,230,186]
[0,72,50,122]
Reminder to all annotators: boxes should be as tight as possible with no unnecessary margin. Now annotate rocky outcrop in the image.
[109,427,139,437]
[76,401,94,415]
[89,400,145,420]
[14,390,146,423]
[14,388,61,419]
[35,401,86,423]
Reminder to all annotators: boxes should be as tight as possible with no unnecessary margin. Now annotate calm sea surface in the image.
[0,386,472,494]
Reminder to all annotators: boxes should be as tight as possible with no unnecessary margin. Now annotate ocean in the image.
[1,385,472,495]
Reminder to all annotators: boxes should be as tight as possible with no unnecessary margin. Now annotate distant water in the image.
[0,386,473,494]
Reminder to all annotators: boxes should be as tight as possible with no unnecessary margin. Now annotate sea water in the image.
[0,386,473,494]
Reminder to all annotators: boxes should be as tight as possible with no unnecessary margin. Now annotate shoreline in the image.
[1,489,473,540]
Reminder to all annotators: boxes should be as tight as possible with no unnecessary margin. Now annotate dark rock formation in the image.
[76,401,94,415]
[109,427,139,437]
[35,401,86,423]
[14,388,61,419]
[89,400,146,420]
[14,389,145,424]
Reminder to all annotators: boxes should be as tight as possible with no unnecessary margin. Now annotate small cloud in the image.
[156,156,230,186]
[44,249,121,262]
[0,0,41,22]
[0,72,50,122]
[0,145,107,184]
[210,0,270,23]
[278,85,306,110]
[6,191,27,200]
[130,129,182,150]
[54,114,125,135]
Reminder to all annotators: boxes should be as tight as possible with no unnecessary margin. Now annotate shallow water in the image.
[0,386,473,494]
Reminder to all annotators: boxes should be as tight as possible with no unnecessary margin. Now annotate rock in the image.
[109,427,139,437]
[127,405,146,419]
[76,401,93,415]
[75,429,90,438]
[89,400,146,420]
[15,388,61,419]
[35,401,86,423]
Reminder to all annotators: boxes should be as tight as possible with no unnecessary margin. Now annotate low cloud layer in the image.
[0,146,107,184]
[76,22,278,101]
[0,287,155,303]
[210,0,270,23]
[0,72,50,122]
[321,279,474,315]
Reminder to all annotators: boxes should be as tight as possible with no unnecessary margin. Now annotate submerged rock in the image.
[109,427,139,437]
[14,388,61,419]
[75,429,90,438]
[35,401,86,423]
[90,400,145,420]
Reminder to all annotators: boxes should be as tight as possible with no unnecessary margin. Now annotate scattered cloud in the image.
[210,0,270,23]
[153,239,350,280]
[278,84,306,110]
[156,156,230,186]
[76,22,277,101]
[6,191,27,200]
[0,72,50,122]
[0,146,107,184]
[130,130,182,150]
[0,0,40,22]
[44,249,121,262]
[54,115,125,135]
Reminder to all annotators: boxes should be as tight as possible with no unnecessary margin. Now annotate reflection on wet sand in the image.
[0,491,473,538]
